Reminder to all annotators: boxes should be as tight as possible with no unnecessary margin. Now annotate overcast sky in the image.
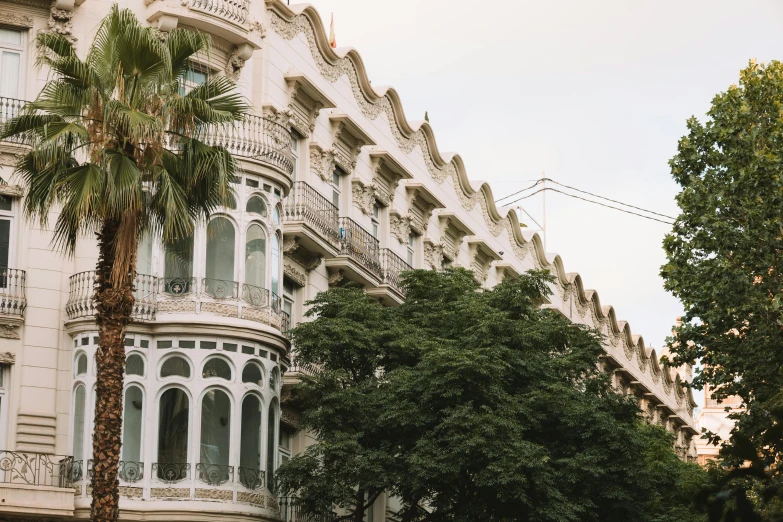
[303,0,783,398]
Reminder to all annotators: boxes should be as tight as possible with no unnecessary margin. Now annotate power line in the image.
[494,179,543,203]
[502,187,675,225]
[545,178,677,220]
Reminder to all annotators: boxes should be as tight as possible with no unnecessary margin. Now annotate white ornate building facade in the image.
[0,0,698,519]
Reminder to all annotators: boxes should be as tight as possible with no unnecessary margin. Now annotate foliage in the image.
[278,268,706,522]
[0,7,247,521]
[662,60,783,521]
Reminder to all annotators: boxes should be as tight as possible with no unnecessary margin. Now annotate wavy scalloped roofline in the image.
[266,0,696,411]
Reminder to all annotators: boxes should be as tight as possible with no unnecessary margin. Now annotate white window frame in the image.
[331,169,342,211]
[0,26,26,100]
[0,195,16,271]
[407,234,415,267]
[371,202,380,240]
[290,132,300,181]
[0,365,9,450]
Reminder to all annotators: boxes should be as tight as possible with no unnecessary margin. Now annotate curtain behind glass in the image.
[158,388,189,464]
[72,385,86,462]
[206,218,236,282]
[200,390,231,467]
[271,235,280,297]
[244,224,266,288]
[122,386,143,462]
[0,51,20,99]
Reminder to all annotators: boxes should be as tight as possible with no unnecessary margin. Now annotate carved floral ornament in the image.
[283,263,306,287]
[282,236,321,272]
[423,240,444,270]
[309,143,335,183]
[0,11,33,28]
[351,180,378,215]
[389,211,411,244]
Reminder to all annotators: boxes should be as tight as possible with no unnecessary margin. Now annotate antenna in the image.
[541,172,546,251]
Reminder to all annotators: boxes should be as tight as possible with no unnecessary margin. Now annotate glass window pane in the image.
[203,357,231,380]
[200,390,231,468]
[0,219,9,269]
[76,353,87,376]
[244,224,266,288]
[137,234,153,275]
[0,197,10,211]
[0,52,20,98]
[240,395,262,485]
[266,403,277,489]
[164,235,194,281]
[158,389,189,468]
[205,217,236,282]
[0,28,22,46]
[72,385,86,462]
[241,363,263,386]
[122,386,143,462]
[160,356,190,378]
[126,354,144,376]
[272,206,281,225]
[246,196,267,216]
[271,235,280,297]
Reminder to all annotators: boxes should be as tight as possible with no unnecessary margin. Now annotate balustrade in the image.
[66,271,157,321]
[0,97,26,144]
[0,451,75,488]
[189,0,249,24]
[279,496,337,522]
[0,268,25,317]
[338,217,382,277]
[196,115,293,176]
[284,182,340,246]
[380,248,411,295]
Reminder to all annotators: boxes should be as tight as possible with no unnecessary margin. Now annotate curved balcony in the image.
[196,115,294,177]
[0,451,76,518]
[0,97,27,146]
[65,271,158,321]
[0,268,26,318]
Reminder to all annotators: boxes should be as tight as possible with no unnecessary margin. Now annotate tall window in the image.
[122,386,143,463]
[137,233,153,275]
[283,278,295,325]
[0,195,11,273]
[331,170,342,210]
[180,61,209,95]
[407,234,415,267]
[290,133,300,180]
[0,28,23,100]
[371,202,380,239]
[199,389,231,482]
[72,385,87,463]
[246,196,267,217]
[271,234,280,299]
[158,388,189,474]
[205,217,236,296]
[245,224,267,289]
[163,234,194,294]
[279,425,294,466]
[266,400,278,491]
[239,395,262,488]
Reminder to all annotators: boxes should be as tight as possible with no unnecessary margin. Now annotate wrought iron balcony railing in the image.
[284,181,340,246]
[66,271,157,321]
[0,451,76,488]
[153,462,190,483]
[0,97,26,144]
[203,277,239,299]
[195,115,293,176]
[189,0,249,24]
[241,283,281,312]
[86,459,143,483]
[380,248,411,295]
[0,268,25,317]
[281,311,291,337]
[338,217,382,278]
[237,467,265,490]
[196,463,233,486]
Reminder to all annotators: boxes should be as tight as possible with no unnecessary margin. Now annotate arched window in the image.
[246,196,267,216]
[239,395,263,489]
[244,224,267,290]
[126,354,145,376]
[123,386,143,464]
[272,205,281,225]
[72,385,86,463]
[157,388,189,480]
[205,217,236,296]
[75,353,87,376]
[160,356,191,379]
[271,234,280,298]
[266,400,278,490]
[270,367,280,393]
[199,389,231,484]
[203,357,232,380]
[242,362,264,387]
[164,235,194,282]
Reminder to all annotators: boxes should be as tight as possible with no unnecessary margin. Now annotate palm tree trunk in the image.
[90,218,134,522]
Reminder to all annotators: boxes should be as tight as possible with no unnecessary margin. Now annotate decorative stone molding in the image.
[423,240,444,271]
[437,212,473,262]
[281,405,301,428]
[0,323,20,340]
[309,143,335,183]
[327,268,343,287]
[248,19,266,38]
[283,236,322,271]
[329,114,376,174]
[224,44,253,82]
[467,239,502,285]
[369,151,413,206]
[150,487,190,498]
[283,263,306,287]
[0,11,33,28]
[238,491,266,506]
[0,352,16,364]
[285,72,335,138]
[351,179,375,215]
[494,263,519,282]
[389,211,411,244]
[47,4,75,41]
[405,183,444,235]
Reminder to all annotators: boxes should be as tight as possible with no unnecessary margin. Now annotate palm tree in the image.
[0,6,247,521]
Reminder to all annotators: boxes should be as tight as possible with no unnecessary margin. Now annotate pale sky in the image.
[302,0,782,390]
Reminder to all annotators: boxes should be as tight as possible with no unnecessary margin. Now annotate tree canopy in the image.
[662,60,783,521]
[278,268,705,522]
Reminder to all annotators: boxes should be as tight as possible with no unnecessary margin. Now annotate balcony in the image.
[0,97,27,146]
[283,181,340,258]
[0,268,26,318]
[66,271,157,321]
[366,249,411,305]
[196,115,294,178]
[189,0,248,25]
[322,217,383,287]
[0,451,75,518]
[279,496,336,522]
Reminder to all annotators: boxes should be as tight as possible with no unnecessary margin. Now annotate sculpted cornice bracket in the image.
[389,211,411,244]
[309,143,335,183]
[283,237,322,272]
[369,152,412,206]
[423,240,444,271]
[351,179,376,215]
[326,268,344,287]
[329,114,376,174]
[224,44,254,82]
[47,3,76,42]
[285,72,336,138]
[283,263,306,287]
[0,320,21,340]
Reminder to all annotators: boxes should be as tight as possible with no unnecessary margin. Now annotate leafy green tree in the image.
[662,59,783,521]
[0,7,246,521]
[278,268,706,522]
